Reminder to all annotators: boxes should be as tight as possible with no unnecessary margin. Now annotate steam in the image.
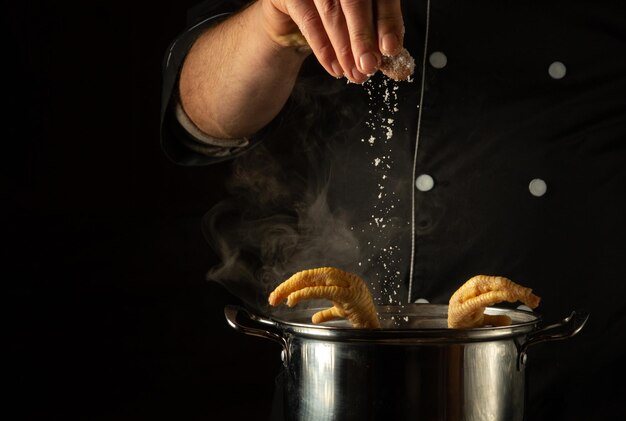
[203,141,361,313]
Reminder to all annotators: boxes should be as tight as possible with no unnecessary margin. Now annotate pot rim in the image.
[260,303,542,343]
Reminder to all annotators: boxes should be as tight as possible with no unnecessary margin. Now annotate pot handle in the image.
[518,310,590,368]
[224,305,289,363]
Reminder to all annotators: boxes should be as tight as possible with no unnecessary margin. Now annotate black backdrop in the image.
[5,1,281,419]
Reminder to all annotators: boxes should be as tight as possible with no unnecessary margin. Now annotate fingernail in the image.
[359,52,379,74]
[381,33,400,56]
[331,60,343,77]
[351,67,368,84]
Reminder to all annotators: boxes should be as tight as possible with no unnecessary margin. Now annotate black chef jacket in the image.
[160,1,626,420]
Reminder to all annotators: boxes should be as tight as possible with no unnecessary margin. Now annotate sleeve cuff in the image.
[174,100,251,157]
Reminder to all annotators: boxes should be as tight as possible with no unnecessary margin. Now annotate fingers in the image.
[287,0,369,82]
[283,0,340,75]
[272,0,404,82]
[334,0,378,79]
[374,0,404,56]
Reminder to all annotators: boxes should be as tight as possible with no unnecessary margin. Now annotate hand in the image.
[261,0,405,83]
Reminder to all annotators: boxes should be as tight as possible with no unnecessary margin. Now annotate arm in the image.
[178,0,405,140]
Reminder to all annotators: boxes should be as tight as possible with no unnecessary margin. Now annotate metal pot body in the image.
[225,304,588,421]
[283,336,524,421]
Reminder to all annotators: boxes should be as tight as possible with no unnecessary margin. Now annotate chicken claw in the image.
[448,275,541,328]
[268,267,380,328]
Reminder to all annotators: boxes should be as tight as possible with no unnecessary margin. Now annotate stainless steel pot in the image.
[224,304,588,421]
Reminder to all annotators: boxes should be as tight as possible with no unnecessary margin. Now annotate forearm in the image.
[179,1,309,139]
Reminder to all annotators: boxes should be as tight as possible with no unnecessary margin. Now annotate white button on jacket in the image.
[548,61,567,79]
[528,178,548,197]
[415,174,435,191]
[429,51,448,69]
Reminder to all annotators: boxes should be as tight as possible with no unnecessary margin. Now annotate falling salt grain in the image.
[358,64,413,306]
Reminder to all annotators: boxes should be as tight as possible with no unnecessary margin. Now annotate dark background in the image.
[5,1,282,419]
